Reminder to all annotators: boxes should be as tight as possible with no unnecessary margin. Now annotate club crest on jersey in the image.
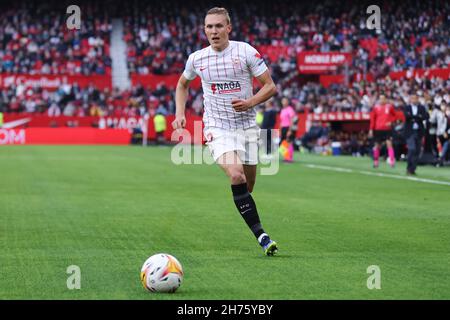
[211,81,242,94]
[205,133,213,142]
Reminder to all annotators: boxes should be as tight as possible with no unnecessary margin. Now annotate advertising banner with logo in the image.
[297,52,352,74]
[0,128,130,145]
[3,112,313,144]
[0,74,112,90]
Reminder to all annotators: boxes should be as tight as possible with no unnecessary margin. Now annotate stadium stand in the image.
[0,1,112,75]
[0,0,448,130]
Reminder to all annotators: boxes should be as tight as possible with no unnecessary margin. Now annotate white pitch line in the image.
[305,164,353,173]
[305,164,450,187]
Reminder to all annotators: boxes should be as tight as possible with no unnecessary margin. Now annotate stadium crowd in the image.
[2,74,448,124]
[274,76,449,114]
[123,0,449,76]
[0,81,176,117]
[0,0,449,163]
[0,1,112,75]
[0,0,447,77]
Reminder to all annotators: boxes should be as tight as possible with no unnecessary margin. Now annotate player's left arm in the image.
[232,70,277,112]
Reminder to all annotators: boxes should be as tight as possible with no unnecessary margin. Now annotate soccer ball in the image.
[140,253,184,293]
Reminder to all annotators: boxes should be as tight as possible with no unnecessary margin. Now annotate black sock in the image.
[231,183,265,240]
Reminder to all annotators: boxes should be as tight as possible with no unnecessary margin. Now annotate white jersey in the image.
[183,40,268,130]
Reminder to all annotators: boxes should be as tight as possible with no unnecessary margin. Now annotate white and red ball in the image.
[140,253,184,293]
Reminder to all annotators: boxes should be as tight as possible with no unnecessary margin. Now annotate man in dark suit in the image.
[403,93,430,175]
[261,99,277,155]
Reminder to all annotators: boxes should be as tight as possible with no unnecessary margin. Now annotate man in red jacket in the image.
[369,94,397,168]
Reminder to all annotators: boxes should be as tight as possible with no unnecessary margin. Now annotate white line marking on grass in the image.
[305,164,353,173]
[305,164,450,187]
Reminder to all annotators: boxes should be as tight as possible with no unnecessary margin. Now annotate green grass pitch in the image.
[1,145,450,299]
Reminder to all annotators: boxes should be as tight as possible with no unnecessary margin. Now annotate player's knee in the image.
[229,169,246,185]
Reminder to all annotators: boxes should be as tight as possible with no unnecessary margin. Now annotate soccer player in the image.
[172,7,278,256]
[368,94,397,168]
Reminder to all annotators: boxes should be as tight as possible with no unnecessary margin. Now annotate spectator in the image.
[47,102,61,117]
[261,99,277,155]
[153,112,167,145]
[63,102,76,116]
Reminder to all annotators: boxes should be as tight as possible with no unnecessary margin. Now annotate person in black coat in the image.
[261,99,277,155]
[403,93,430,175]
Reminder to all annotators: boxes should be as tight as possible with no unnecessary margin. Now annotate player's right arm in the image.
[172,74,191,129]
[173,52,197,130]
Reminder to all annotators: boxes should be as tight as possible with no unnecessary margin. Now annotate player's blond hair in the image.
[206,7,231,25]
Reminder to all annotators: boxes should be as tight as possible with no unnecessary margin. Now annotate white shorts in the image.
[203,126,260,165]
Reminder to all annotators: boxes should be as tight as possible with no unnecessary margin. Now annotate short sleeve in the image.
[245,43,268,77]
[290,107,296,118]
[182,53,198,80]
